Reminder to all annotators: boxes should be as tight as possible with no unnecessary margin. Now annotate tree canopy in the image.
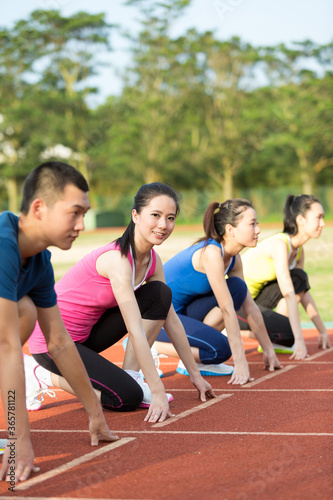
[0,4,332,217]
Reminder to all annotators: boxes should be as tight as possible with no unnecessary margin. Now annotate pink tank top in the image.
[29,242,156,354]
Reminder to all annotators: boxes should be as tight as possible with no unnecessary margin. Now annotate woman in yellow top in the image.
[241,194,331,360]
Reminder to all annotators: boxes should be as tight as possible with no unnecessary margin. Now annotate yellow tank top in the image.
[242,233,302,299]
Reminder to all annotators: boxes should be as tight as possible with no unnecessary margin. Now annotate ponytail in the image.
[202,202,221,242]
[115,220,136,259]
[283,194,321,235]
[197,198,253,245]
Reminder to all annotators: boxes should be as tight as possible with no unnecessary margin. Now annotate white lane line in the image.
[139,430,333,437]
[244,364,297,388]
[235,388,333,391]
[247,361,333,364]
[298,361,333,364]
[152,393,234,428]
[5,396,333,436]
[16,437,135,491]
[23,430,330,437]
[162,388,333,392]
[242,341,326,347]
[306,347,333,361]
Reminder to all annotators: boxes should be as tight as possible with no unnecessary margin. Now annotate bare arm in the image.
[295,252,331,349]
[37,305,118,444]
[0,298,38,482]
[201,246,251,385]
[96,250,171,423]
[231,258,282,371]
[300,291,331,349]
[150,257,216,401]
[268,240,308,359]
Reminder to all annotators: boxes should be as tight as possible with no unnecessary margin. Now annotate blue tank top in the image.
[164,239,235,313]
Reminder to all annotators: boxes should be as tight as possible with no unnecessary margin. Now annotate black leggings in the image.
[33,281,172,411]
[237,308,294,347]
[237,269,310,347]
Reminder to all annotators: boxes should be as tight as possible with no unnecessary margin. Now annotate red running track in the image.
[0,329,332,499]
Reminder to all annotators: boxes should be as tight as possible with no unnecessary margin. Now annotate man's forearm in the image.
[0,349,31,438]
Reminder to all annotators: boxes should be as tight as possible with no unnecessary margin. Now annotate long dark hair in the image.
[197,198,254,244]
[115,182,180,261]
[283,194,321,235]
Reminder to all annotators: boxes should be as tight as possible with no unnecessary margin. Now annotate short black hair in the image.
[20,161,89,214]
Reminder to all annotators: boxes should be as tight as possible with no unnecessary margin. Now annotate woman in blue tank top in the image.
[155,199,281,385]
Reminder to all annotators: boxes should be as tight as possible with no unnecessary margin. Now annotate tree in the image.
[254,41,333,193]
[0,10,112,211]
[195,35,261,199]
[90,0,200,192]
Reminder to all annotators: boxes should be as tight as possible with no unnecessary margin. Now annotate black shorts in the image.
[33,280,172,412]
[255,268,310,310]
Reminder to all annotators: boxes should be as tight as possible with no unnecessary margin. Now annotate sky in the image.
[2,0,333,104]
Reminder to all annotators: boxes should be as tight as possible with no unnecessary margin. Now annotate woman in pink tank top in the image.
[26,182,215,423]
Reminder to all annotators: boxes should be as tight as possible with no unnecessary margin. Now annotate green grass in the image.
[51,225,333,323]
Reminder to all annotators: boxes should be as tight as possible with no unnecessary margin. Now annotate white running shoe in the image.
[145,344,164,378]
[24,354,56,411]
[126,370,173,408]
[123,337,164,378]
[176,359,234,376]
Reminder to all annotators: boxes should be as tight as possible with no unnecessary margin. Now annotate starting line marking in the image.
[306,346,333,360]
[244,364,297,387]
[16,437,135,491]
[14,430,330,437]
[158,388,333,392]
[0,498,104,500]
[247,361,333,364]
[152,393,234,428]
[138,430,333,437]
[153,364,299,429]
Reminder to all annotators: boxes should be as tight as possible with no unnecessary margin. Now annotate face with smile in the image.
[297,202,325,239]
[132,194,177,247]
[228,207,260,248]
[41,184,90,250]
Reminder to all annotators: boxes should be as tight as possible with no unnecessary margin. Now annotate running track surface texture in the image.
[1,329,332,500]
